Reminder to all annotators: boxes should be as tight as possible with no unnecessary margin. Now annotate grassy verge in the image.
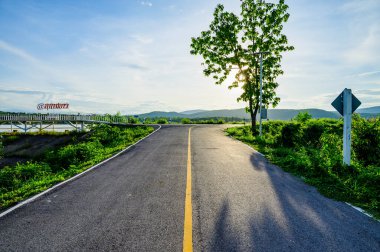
[226,117,380,219]
[0,125,154,210]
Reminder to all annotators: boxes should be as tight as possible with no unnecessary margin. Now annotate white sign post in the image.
[343,89,352,165]
[331,88,361,166]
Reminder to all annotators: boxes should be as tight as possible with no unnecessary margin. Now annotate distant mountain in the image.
[185,108,340,120]
[359,113,380,119]
[188,109,249,119]
[137,111,184,118]
[267,109,340,120]
[357,106,380,114]
[135,108,341,120]
[180,109,207,115]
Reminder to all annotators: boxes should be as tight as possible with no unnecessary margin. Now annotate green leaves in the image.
[294,112,312,123]
[190,0,294,133]
[191,3,241,86]
[352,116,380,166]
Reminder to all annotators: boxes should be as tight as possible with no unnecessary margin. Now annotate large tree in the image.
[190,0,294,134]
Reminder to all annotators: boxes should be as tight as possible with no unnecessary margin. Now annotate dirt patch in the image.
[1,134,76,168]
[0,157,29,168]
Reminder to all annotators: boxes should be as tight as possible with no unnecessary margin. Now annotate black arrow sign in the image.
[331,90,361,116]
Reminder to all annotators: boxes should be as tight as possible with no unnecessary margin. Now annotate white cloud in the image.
[340,0,380,14]
[344,25,380,66]
[0,40,95,93]
[164,5,176,11]
[356,70,380,77]
[0,40,39,63]
[355,89,380,96]
[140,1,152,7]
[131,34,154,45]
[354,89,380,108]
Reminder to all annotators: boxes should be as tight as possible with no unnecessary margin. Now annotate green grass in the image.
[226,116,380,219]
[0,125,154,210]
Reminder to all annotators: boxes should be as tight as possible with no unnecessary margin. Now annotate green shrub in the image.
[294,112,312,122]
[47,141,103,171]
[263,121,285,136]
[352,117,380,166]
[127,126,152,140]
[277,123,301,147]
[301,120,325,148]
[90,124,123,146]
[157,118,168,124]
[128,117,139,124]
[0,162,51,190]
[319,133,342,171]
[356,166,380,196]
[16,162,51,181]
[181,118,191,124]
[226,126,251,138]
[0,166,17,189]
[320,118,343,135]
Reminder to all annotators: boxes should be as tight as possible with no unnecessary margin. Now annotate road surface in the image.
[0,125,379,251]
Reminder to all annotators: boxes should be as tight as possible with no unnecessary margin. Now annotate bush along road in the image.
[0,124,154,210]
[226,115,380,219]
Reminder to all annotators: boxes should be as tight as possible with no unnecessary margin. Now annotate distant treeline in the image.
[141,117,247,124]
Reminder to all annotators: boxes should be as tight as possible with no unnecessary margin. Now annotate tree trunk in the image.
[249,98,255,134]
[248,96,260,136]
[248,64,260,136]
[248,97,259,135]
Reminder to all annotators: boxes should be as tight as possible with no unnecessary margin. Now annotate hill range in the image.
[136,106,380,120]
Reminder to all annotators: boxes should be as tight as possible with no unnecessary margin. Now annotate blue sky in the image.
[0,0,379,114]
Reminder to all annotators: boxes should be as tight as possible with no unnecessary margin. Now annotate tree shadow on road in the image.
[209,152,380,252]
[209,200,240,252]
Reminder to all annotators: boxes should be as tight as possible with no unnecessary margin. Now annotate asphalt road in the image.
[0,125,379,251]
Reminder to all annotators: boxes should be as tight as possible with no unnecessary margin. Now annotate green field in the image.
[226,115,380,219]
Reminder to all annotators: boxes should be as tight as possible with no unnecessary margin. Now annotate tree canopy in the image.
[190,0,294,134]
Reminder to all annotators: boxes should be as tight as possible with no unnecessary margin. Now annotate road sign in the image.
[331,90,361,116]
[260,108,267,119]
[331,88,361,166]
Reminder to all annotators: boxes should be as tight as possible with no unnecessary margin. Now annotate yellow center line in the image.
[183,127,193,252]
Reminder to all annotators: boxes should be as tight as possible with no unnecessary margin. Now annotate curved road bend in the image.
[0,125,379,251]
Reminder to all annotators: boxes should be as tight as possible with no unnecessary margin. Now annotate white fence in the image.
[0,114,129,124]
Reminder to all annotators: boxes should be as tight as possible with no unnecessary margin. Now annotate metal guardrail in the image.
[0,114,129,124]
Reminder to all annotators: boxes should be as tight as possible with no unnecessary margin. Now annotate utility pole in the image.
[254,51,269,137]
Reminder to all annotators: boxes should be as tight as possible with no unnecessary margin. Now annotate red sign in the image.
[37,103,69,110]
